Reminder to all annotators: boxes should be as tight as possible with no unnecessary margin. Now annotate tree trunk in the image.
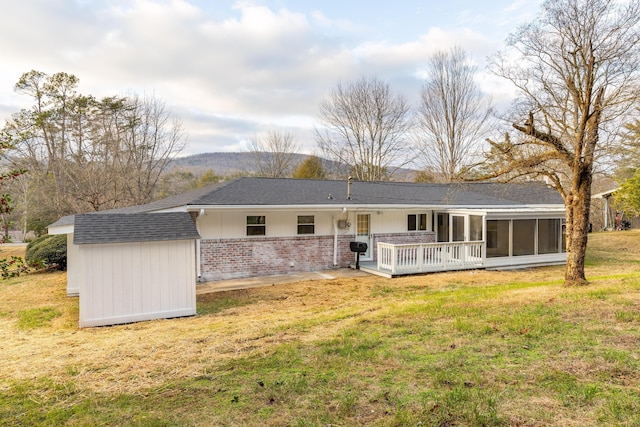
[564,170,592,286]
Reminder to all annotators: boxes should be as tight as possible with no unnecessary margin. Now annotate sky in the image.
[0,0,543,156]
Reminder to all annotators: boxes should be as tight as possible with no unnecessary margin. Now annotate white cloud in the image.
[0,0,536,155]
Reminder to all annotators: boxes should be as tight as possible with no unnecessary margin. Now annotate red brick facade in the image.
[200,235,355,281]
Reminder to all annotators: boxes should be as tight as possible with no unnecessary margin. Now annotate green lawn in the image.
[1,232,640,426]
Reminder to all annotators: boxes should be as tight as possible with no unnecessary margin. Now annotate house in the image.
[48,177,567,327]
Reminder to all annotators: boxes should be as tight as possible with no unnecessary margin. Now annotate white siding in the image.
[197,210,351,238]
[78,239,196,328]
[483,252,567,269]
[66,233,81,296]
[196,208,437,239]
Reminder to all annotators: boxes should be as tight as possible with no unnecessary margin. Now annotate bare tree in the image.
[482,0,640,285]
[416,47,494,182]
[117,95,186,204]
[316,76,411,181]
[2,71,186,224]
[248,130,299,178]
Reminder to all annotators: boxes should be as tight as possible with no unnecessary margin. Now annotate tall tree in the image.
[614,110,640,180]
[617,168,640,215]
[316,76,411,181]
[1,70,185,222]
[417,47,494,182]
[292,155,327,179]
[483,0,640,285]
[248,130,299,178]
[614,114,640,214]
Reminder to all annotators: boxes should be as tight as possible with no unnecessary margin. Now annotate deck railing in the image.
[377,241,484,274]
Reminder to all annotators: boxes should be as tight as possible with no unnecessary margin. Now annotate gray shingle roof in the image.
[47,184,224,229]
[185,177,563,206]
[73,212,200,245]
[50,177,564,231]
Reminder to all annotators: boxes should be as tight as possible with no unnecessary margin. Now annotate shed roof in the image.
[73,212,200,245]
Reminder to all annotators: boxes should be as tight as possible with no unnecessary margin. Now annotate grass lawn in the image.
[1,231,640,426]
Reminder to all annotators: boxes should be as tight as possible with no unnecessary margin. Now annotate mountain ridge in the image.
[167,152,418,180]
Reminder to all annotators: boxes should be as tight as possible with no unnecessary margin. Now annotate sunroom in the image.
[365,209,567,277]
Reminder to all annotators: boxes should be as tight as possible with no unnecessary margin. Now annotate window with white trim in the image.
[297,215,315,235]
[246,215,266,236]
[408,213,427,231]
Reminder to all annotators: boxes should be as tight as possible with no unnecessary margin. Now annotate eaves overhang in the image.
[183,204,566,212]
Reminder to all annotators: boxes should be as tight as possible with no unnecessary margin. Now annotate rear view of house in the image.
[49,177,566,327]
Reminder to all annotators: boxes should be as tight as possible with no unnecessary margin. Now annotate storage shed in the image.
[73,212,200,328]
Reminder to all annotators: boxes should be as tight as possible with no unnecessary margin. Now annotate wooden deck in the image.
[357,241,566,278]
[362,241,484,277]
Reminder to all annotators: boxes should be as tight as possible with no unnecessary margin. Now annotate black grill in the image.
[349,241,368,269]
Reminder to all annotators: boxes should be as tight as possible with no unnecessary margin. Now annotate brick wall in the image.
[200,235,355,281]
[371,232,436,260]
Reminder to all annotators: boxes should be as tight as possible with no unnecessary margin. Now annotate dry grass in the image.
[3,275,398,394]
[1,233,640,425]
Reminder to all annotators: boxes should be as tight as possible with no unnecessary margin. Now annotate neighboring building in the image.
[49,177,567,327]
[591,187,640,231]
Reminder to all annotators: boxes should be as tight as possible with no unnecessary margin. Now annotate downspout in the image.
[196,209,204,281]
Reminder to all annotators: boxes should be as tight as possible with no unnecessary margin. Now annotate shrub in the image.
[26,234,67,270]
[0,256,31,278]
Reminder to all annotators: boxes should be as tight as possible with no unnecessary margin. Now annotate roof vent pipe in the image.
[347,176,352,200]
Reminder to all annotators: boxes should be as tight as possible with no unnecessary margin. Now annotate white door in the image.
[356,213,372,260]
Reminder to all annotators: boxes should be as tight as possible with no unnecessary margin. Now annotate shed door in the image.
[356,213,372,260]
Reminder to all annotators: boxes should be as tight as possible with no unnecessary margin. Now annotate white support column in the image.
[604,196,609,230]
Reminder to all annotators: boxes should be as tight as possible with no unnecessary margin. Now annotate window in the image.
[469,215,483,241]
[437,213,449,242]
[297,215,315,235]
[486,220,509,257]
[357,214,370,237]
[538,219,560,254]
[452,216,465,242]
[246,215,266,236]
[513,219,535,256]
[408,213,427,231]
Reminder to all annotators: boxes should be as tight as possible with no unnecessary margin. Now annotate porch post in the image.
[604,196,609,230]
[442,243,448,269]
[391,245,398,274]
[482,215,487,264]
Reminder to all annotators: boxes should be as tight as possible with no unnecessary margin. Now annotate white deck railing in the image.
[377,241,484,274]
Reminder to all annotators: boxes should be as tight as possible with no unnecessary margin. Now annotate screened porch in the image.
[359,216,566,278]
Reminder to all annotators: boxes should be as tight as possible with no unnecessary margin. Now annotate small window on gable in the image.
[247,215,266,236]
[408,214,427,231]
[297,215,315,235]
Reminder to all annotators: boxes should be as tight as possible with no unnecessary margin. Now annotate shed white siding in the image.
[66,233,80,296]
[78,239,196,328]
